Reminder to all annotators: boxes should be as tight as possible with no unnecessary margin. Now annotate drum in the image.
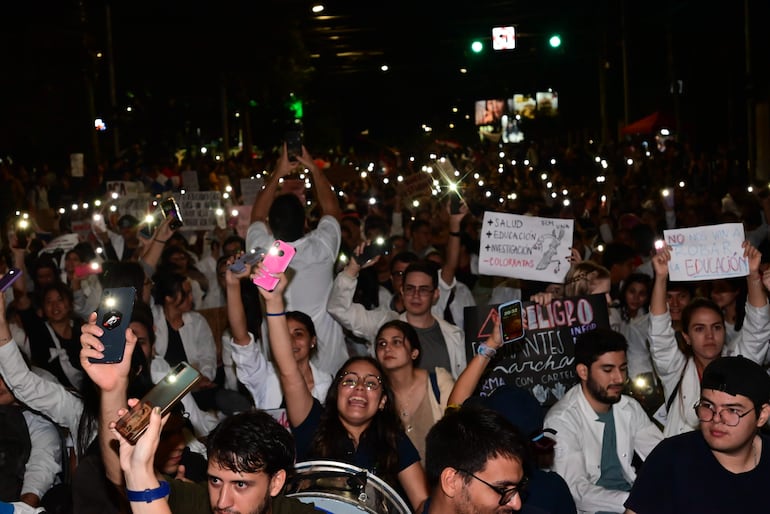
[285,460,412,514]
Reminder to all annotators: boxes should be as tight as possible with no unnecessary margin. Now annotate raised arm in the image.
[744,241,767,308]
[10,246,31,311]
[440,200,468,287]
[225,257,251,346]
[139,215,175,273]
[447,311,502,406]
[80,312,138,487]
[257,270,314,426]
[297,146,341,221]
[649,246,671,316]
[110,402,172,514]
[250,144,298,224]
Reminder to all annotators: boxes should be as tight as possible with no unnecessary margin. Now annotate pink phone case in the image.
[252,240,296,291]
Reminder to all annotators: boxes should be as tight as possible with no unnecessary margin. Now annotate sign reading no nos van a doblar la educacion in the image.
[479,211,574,283]
[664,223,748,281]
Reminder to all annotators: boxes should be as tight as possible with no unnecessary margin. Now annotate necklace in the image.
[396,379,422,433]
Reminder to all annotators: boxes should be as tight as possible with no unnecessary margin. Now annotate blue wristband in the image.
[265,311,286,317]
[477,343,497,360]
[126,480,170,503]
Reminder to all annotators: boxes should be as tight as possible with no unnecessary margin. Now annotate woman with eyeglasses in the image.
[259,270,429,512]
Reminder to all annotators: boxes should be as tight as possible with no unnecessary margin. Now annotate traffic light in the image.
[287,93,303,120]
[548,34,562,48]
[470,39,484,54]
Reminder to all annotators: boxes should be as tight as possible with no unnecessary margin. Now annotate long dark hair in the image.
[619,273,652,322]
[311,356,402,487]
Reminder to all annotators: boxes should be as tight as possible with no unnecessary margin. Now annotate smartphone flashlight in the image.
[654,239,665,250]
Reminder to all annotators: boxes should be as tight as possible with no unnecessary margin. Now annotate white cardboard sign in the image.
[664,223,747,281]
[479,211,573,282]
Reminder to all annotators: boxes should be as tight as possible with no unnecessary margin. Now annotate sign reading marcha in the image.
[464,294,609,407]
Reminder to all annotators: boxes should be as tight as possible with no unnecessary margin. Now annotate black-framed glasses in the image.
[456,469,528,506]
[391,270,405,278]
[338,371,382,391]
[403,285,434,297]
[694,399,754,427]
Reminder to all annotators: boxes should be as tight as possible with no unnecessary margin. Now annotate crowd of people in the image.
[1,135,770,514]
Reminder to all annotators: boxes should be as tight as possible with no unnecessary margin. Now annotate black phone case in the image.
[498,300,525,344]
[161,198,184,230]
[355,242,388,265]
[89,287,137,364]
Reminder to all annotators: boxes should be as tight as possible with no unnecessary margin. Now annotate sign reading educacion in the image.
[463,294,609,407]
[478,211,574,283]
[664,223,748,281]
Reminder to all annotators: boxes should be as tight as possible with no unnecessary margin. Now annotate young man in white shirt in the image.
[544,328,662,514]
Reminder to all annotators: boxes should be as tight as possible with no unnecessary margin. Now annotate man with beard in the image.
[624,356,770,513]
[544,329,662,514]
[421,404,529,513]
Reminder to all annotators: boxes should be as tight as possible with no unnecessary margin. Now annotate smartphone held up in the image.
[252,240,296,291]
[160,197,184,230]
[88,287,137,364]
[115,362,201,444]
[498,300,525,345]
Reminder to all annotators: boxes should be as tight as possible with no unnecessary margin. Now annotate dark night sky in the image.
[1,1,767,167]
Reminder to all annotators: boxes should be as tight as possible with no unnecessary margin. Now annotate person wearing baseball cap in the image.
[625,355,770,513]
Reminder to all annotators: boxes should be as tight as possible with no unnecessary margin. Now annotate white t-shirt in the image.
[246,215,348,375]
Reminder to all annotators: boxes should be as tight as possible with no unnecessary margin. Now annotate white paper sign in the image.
[240,177,265,206]
[664,223,747,281]
[173,191,222,231]
[70,153,84,177]
[479,212,573,282]
[181,170,200,192]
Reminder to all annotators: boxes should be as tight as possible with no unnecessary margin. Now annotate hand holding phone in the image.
[114,362,200,444]
[252,240,296,291]
[160,197,184,230]
[75,261,103,279]
[0,268,22,293]
[229,248,265,274]
[354,237,389,266]
[450,194,463,215]
[285,130,303,162]
[88,287,137,364]
[498,300,525,344]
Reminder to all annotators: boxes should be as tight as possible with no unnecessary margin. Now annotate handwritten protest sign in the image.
[464,294,609,406]
[106,181,142,198]
[664,223,747,281]
[231,205,253,239]
[181,170,200,192]
[172,192,223,231]
[240,177,265,206]
[478,212,573,283]
[400,173,433,202]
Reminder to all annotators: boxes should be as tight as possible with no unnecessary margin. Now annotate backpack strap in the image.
[429,371,441,403]
[666,365,688,412]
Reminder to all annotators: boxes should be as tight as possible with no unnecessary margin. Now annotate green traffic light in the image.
[549,34,562,48]
[471,40,483,53]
